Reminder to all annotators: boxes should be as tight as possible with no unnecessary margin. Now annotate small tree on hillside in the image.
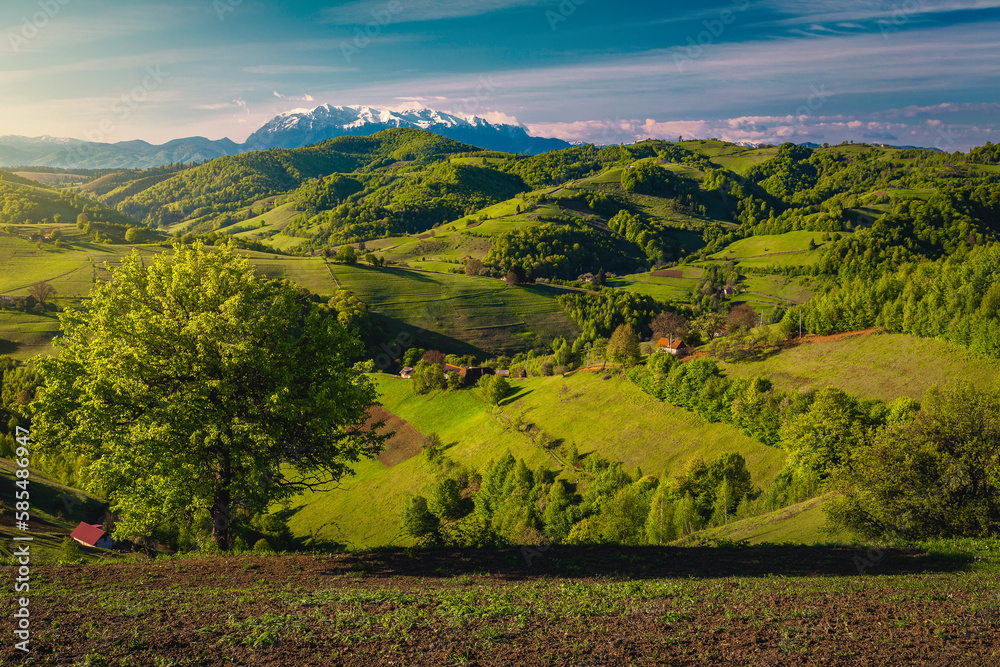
[727,303,757,331]
[28,281,56,305]
[607,323,640,366]
[335,245,357,264]
[479,374,510,406]
[402,496,440,540]
[422,350,446,365]
[465,258,484,276]
[651,311,689,343]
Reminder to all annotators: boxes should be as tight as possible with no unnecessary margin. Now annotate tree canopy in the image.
[30,242,384,550]
[826,382,1000,540]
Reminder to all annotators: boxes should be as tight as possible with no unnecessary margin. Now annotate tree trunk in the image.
[211,486,233,552]
[212,451,233,552]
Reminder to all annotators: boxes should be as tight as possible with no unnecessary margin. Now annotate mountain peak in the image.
[243,104,568,155]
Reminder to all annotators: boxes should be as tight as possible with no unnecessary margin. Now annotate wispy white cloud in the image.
[244,65,356,74]
[526,111,992,151]
[273,91,315,102]
[319,0,548,25]
[762,0,1000,26]
[0,4,195,55]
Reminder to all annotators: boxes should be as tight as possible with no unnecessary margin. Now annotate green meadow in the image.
[609,266,704,302]
[329,264,580,354]
[719,332,1000,402]
[287,371,787,547]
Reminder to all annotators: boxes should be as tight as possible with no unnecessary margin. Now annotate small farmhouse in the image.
[70,522,113,549]
[399,366,414,378]
[443,364,496,385]
[656,337,688,356]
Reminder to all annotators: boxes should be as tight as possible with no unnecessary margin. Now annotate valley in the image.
[1,129,999,666]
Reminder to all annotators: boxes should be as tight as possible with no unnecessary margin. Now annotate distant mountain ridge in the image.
[0,106,570,170]
[243,105,571,155]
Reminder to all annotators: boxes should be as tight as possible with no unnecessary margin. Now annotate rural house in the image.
[70,522,114,549]
[656,337,688,356]
[443,364,496,385]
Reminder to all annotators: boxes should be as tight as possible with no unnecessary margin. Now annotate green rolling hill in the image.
[4,133,1000,550]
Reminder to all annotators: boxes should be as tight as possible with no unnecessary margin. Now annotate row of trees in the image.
[403,449,758,547]
[629,355,917,479]
[797,242,1000,358]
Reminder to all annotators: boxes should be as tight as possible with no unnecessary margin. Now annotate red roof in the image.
[70,522,107,547]
[656,338,686,349]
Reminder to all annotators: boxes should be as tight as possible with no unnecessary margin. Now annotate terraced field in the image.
[710,230,833,269]
[330,264,579,354]
[0,311,60,359]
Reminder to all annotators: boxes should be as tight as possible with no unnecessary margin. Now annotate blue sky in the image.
[1,0,998,149]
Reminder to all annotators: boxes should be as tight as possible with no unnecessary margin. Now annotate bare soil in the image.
[650,269,684,278]
[368,406,425,467]
[2,545,997,666]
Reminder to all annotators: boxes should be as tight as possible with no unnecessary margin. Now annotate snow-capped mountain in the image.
[242,105,570,155]
[0,106,570,169]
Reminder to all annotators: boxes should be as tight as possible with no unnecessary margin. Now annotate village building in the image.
[656,337,688,356]
[70,522,114,549]
[443,364,496,385]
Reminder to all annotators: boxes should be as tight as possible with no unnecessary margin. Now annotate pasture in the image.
[329,264,580,354]
[285,371,786,548]
[718,331,1000,402]
[609,266,703,302]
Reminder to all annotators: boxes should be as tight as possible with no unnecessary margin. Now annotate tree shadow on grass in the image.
[498,387,533,407]
[323,544,975,580]
[352,264,440,285]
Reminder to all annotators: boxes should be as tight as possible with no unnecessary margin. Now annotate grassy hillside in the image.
[0,169,133,228]
[719,330,1000,401]
[0,228,340,298]
[710,230,834,267]
[678,139,780,174]
[609,266,704,302]
[0,311,60,360]
[329,264,580,354]
[104,130,480,229]
[286,371,786,547]
[678,495,840,545]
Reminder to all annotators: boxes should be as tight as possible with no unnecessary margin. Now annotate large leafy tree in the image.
[826,382,1000,540]
[31,242,384,550]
